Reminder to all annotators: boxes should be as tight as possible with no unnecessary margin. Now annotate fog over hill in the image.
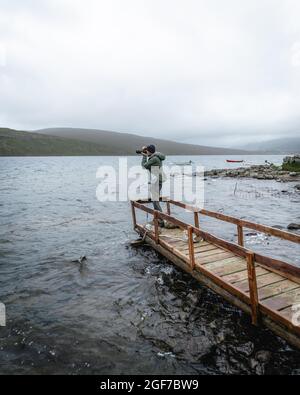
[239,137,300,154]
[34,127,252,155]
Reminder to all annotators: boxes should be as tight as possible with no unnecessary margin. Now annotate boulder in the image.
[287,223,300,230]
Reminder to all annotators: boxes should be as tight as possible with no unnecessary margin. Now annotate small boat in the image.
[226,159,244,163]
[174,160,193,166]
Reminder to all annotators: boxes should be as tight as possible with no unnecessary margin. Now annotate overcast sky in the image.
[0,0,300,146]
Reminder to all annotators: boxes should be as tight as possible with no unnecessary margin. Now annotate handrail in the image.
[166,199,300,245]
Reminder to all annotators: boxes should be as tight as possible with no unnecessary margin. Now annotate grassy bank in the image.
[282,162,300,172]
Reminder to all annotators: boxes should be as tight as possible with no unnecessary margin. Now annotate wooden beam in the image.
[168,199,200,212]
[166,201,171,216]
[131,201,137,229]
[188,226,195,269]
[194,212,199,228]
[166,200,300,244]
[247,252,259,325]
[237,225,244,247]
[154,211,159,244]
[254,253,300,285]
[200,209,300,244]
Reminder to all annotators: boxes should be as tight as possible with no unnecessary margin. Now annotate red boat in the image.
[226,159,244,163]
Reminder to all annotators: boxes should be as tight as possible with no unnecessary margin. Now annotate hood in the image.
[152,152,166,161]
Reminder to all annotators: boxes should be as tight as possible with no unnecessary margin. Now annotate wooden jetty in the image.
[131,199,300,349]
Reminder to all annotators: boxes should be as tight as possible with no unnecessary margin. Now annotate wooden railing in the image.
[131,199,300,326]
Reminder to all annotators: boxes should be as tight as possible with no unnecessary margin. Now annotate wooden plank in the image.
[158,237,191,265]
[194,247,226,258]
[262,288,300,312]
[253,253,300,284]
[223,267,268,284]
[192,227,249,258]
[203,256,245,271]
[235,272,284,293]
[161,239,187,247]
[176,242,213,253]
[215,262,247,277]
[206,259,247,277]
[197,251,236,265]
[259,280,300,301]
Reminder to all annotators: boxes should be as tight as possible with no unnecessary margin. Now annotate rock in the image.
[289,172,298,177]
[287,223,300,230]
[255,350,272,363]
[295,184,300,190]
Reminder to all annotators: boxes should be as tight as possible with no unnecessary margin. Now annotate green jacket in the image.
[142,152,166,182]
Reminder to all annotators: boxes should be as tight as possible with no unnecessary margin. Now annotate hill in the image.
[0,128,120,156]
[239,137,300,154]
[34,127,251,155]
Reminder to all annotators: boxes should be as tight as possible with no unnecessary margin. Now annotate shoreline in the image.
[203,164,300,183]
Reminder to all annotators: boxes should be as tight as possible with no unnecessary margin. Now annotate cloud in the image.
[0,0,300,146]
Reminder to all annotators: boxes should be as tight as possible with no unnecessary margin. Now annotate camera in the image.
[136,148,147,155]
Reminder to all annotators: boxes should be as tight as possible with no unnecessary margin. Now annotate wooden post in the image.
[166,201,171,216]
[131,201,137,229]
[237,225,244,247]
[154,211,159,244]
[247,251,259,325]
[194,212,199,228]
[188,226,195,270]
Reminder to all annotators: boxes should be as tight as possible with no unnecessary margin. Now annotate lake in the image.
[0,155,300,374]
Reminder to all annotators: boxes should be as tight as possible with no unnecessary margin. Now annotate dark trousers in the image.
[151,181,164,226]
[151,180,162,212]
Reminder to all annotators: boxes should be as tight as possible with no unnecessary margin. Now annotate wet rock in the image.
[245,232,258,236]
[236,342,254,357]
[255,350,272,363]
[72,255,87,264]
[287,223,300,230]
[295,184,300,190]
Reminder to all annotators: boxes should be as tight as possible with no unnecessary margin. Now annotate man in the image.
[141,145,166,222]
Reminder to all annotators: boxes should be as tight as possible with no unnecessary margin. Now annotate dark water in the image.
[0,155,300,375]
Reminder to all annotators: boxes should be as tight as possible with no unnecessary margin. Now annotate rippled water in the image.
[0,155,300,375]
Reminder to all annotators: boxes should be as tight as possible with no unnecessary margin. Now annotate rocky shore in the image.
[204,155,300,182]
[204,165,300,182]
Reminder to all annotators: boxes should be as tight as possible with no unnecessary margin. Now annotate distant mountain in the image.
[239,137,300,154]
[34,127,252,155]
[0,128,122,156]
